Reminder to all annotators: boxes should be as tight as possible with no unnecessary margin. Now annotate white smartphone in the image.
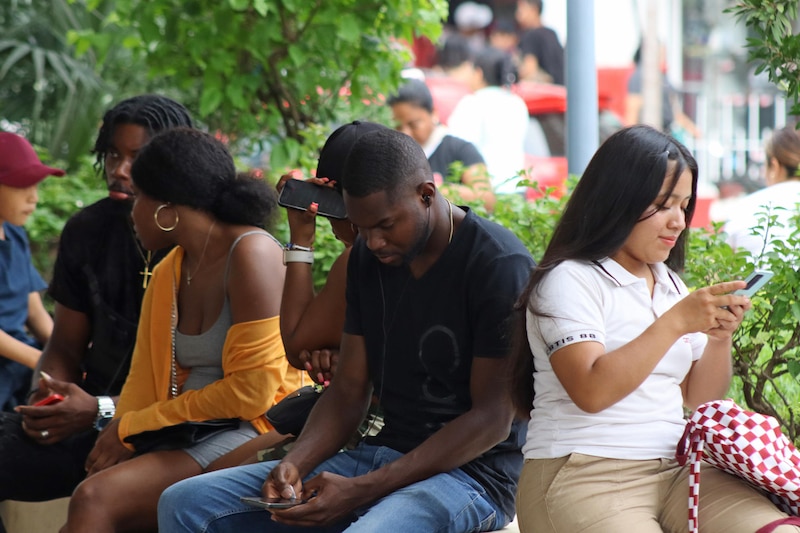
[240,496,306,510]
[733,270,773,297]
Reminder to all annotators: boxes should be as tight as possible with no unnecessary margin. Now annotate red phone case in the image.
[33,393,64,406]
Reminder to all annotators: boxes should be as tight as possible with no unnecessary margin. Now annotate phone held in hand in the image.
[733,270,773,298]
[278,179,347,220]
[240,496,307,510]
[33,393,65,406]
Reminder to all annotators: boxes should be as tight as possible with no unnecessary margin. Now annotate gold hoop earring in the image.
[154,204,179,232]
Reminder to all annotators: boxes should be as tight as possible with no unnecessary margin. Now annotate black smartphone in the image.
[240,496,306,510]
[278,179,347,220]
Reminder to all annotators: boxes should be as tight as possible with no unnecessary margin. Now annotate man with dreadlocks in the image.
[0,95,193,512]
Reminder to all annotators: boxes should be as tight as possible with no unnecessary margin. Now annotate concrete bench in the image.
[0,498,518,532]
[501,516,520,532]
[0,498,70,533]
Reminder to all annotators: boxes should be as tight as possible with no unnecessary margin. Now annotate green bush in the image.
[26,152,106,282]
[685,212,800,441]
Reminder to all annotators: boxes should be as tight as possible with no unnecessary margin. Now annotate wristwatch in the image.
[94,396,116,431]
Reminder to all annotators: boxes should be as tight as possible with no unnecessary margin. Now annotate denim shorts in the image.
[183,420,258,469]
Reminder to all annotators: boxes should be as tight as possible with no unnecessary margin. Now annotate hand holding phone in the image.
[240,496,307,510]
[733,270,773,298]
[33,393,64,406]
[278,179,347,220]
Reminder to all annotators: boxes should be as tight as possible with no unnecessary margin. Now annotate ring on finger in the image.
[40,429,50,439]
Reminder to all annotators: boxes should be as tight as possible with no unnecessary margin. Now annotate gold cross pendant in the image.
[140,251,154,289]
[140,264,154,289]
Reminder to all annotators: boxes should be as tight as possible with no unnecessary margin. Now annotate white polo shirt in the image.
[522,258,708,460]
[447,86,529,195]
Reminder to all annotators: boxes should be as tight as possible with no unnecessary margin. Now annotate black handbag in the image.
[123,418,241,454]
[265,385,324,436]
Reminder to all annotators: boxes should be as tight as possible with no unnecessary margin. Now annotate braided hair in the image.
[92,94,193,174]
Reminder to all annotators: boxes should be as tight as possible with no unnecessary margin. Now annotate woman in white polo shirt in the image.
[510,125,798,532]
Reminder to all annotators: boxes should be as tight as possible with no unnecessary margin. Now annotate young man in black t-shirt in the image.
[516,0,565,85]
[159,128,535,533]
[0,96,192,512]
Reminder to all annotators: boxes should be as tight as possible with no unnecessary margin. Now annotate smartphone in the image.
[278,179,347,220]
[733,270,773,297]
[33,393,64,406]
[240,496,307,510]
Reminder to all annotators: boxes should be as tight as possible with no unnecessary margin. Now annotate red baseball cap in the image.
[0,132,65,188]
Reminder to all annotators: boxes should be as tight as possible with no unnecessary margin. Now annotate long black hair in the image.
[510,125,698,417]
[473,46,518,87]
[92,94,193,174]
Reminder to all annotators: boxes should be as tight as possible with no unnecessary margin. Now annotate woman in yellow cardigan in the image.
[60,127,301,533]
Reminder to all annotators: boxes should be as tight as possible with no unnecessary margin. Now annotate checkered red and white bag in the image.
[676,399,800,533]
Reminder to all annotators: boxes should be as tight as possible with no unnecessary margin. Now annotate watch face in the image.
[95,415,113,431]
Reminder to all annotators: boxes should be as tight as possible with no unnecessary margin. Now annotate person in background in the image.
[0,96,193,519]
[60,127,301,532]
[388,78,495,210]
[158,128,535,533]
[447,46,529,195]
[489,17,521,60]
[510,125,796,532]
[453,1,493,57]
[0,132,59,411]
[515,0,564,85]
[432,33,475,84]
[724,125,800,258]
[624,43,701,140]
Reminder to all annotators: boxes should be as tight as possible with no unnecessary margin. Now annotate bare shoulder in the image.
[227,230,285,320]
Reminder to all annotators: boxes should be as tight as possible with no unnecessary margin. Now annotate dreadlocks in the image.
[92,95,193,174]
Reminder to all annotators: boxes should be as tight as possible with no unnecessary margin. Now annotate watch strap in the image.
[283,249,314,265]
[95,395,115,430]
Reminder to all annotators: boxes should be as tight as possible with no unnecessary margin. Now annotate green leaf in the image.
[0,42,31,79]
[253,0,269,16]
[336,14,362,43]
[228,0,249,11]
[199,87,224,116]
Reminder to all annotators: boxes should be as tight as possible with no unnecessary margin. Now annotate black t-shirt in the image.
[519,26,565,85]
[48,198,170,396]
[428,135,485,184]
[627,66,675,131]
[344,208,535,521]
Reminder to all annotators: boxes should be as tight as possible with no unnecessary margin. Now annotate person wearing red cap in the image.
[0,132,62,411]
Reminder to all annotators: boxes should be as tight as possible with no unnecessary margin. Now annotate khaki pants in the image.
[516,454,800,533]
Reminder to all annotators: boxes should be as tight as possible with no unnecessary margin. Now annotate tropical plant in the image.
[72,0,447,172]
[0,0,110,167]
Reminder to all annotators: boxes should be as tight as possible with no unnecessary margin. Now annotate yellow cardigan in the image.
[115,247,302,449]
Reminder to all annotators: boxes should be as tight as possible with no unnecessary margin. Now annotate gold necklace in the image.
[185,221,215,285]
[128,220,153,289]
[447,201,454,244]
[139,250,154,289]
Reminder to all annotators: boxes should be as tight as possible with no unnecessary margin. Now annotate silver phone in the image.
[733,270,773,297]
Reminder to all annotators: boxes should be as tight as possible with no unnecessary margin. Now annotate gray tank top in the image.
[175,230,280,392]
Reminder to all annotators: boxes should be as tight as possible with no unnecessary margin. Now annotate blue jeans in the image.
[158,444,505,533]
